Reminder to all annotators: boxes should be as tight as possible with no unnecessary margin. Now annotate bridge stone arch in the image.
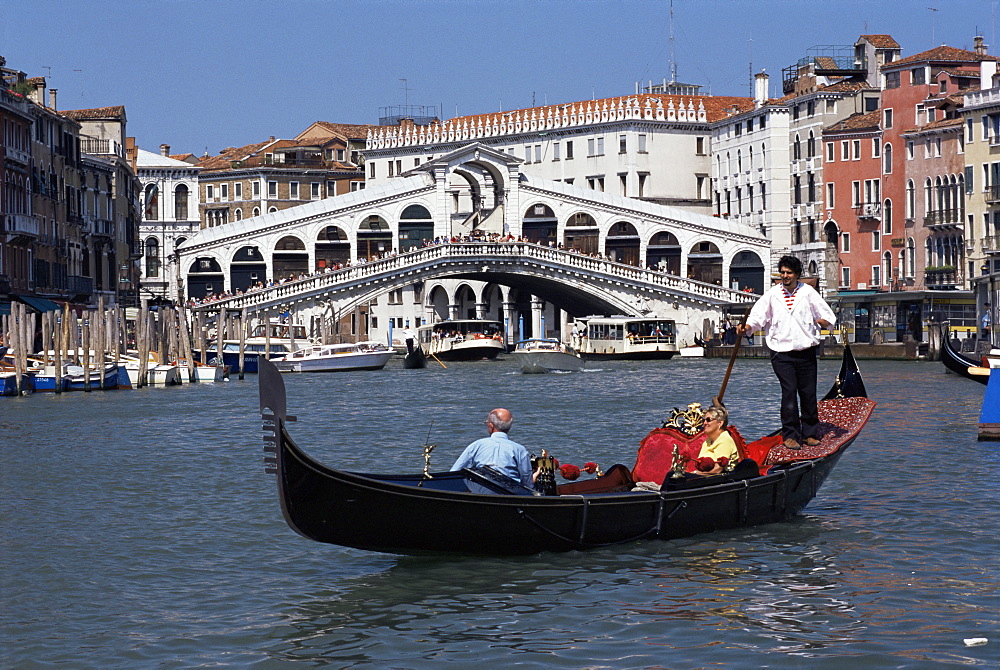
[606,220,641,266]
[355,213,392,259]
[727,248,766,294]
[230,245,267,293]
[563,211,600,254]
[272,234,309,280]
[647,230,681,275]
[398,202,435,251]
[522,202,557,245]
[315,224,351,270]
[185,255,225,299]
[688,239,723,285]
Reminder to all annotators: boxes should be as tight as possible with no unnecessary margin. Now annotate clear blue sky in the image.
[3,0,996,156]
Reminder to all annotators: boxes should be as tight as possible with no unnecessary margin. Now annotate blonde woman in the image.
[698,406,739,475]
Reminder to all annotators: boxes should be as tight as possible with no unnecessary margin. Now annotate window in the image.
[268,181,277,197]
[221,183,228,200]
[842,232,851,252]
[965,165,974,193]
[885,71,900,89]
[619,134,627,153]
[235,208,242,221]
[967,118,975,143]
[565,141,574,159]
[234,182,242,199]
[939,79,947,94]
[906,141,914,160]
[336,148,345,161]
[841,266,851,287]
[852,181,861,207]
[311,182,320,199]
[388,160,394,177]
[206,184,214,202]
[841,141,850,161]
[872,231,880,252]
[872,138,881,158]
[692,136,700,154]
[597,137,604,155]
[524,145,532,163]
[883,144,892,174]
[883,200,892,235]
[252,181,260,197]
[826,182,835,208]
[535,144,541,162]
[883,109,893,129]
[369,161,376,178]
[872,265,881,286]
[553,142,561,160]
[827,142,835,161]
[853,139,861,160]
[174,184,188,220]
[912,67,925,85]
[734,122,742,137]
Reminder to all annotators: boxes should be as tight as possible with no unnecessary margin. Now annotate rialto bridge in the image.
[177,143,768,344]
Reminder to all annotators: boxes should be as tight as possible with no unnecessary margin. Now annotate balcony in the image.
[857,202,881,220]
[924,266,960,289]
[985,184,1000,204]
[983,234,1000,254]
[4,146,31,165]
[924,209,962,229]
[5,213,39,238]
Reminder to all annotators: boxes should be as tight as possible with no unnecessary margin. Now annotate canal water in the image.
[2,356,998,667]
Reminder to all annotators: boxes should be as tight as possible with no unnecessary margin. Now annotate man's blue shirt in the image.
[451,432,533,487]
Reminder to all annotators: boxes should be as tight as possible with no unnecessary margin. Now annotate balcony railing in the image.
[67,275,94,296]
[5,213,39,237]
[983,234,1000,253]
[924,267,961,288]
[985,184,1000,204]
[924,209,962,227]
[857,202,881,219]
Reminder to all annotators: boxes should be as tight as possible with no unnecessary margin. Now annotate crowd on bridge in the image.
[186,232,728,307]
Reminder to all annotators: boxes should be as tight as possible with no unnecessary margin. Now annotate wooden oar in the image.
[713,320,746,409]
[429,350,447,369]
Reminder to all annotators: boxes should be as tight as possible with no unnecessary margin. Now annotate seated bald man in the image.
[452,408,535,488]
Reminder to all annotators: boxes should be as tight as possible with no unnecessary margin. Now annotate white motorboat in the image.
[175,360,228,383]
[570,316,678,360]
[512,339,584,373]
[272,341,393,373]
[416,320,506,361]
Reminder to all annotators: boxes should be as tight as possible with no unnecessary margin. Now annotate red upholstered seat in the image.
[632,425,750,485]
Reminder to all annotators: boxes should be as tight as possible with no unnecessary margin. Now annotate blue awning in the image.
[0,302,10,316]
[17,296,62,313]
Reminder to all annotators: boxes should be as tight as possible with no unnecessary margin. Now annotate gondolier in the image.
[738,256,836,449]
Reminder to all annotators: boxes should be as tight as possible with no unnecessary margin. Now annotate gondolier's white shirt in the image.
[744,282,836,352]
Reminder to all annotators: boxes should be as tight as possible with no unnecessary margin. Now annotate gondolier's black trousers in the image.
[770,346,819,442]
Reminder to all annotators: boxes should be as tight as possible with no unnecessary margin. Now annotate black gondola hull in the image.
[941,329,989,385]
[261,346,872,556]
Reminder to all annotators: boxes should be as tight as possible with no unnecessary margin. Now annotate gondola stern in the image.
[822,342,869,400]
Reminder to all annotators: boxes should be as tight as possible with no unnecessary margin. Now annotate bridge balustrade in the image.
[190,240,754,313]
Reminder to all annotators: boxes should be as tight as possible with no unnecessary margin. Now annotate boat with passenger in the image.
[417,320,505,361]
[941,327,996,384]
[571,316,678,360]
[199,321,310,373]
[257,345,873,555]
[512,338,584,373]
[272,341,393,373]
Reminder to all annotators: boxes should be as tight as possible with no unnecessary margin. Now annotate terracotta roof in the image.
[824,109,882,134]
[860,34,900,49]
[61,105,126,120]
[821,79,878,93]
[305,121,378,139]
[170,153,195,162]
[450,93,755,127]
[887,45,998,69]
[26,76,45,84]
[938,67,980,78]
[197,140,278,170]
[917,117,965,131]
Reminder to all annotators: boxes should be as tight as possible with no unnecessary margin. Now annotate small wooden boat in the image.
[512,338,584,373]
[941,329,990,385]
[272,341,393,373]
[258,346,874,556]
[402,342,427,369]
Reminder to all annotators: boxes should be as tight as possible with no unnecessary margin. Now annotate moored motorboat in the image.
[512,338,584,373]
[417,320,505,361]
[258,346,873,556]
[272,341,393,373]
[198,321,310,373]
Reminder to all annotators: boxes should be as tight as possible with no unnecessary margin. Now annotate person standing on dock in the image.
[737,256,836,450]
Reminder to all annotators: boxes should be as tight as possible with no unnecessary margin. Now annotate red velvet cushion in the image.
[633,428,705,484]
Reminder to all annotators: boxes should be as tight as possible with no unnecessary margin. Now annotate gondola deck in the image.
[259,347,874,556]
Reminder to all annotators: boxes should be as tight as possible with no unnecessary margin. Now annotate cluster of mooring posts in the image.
[0,299,251,396]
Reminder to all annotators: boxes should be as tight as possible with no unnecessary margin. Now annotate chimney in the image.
[30,78,46,106]
[48,88,57,110]
[975,35,987,55]
[160,143,170,156]
[754,71,769,108]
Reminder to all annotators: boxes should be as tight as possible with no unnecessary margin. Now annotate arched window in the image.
[905,180,915,219]
[906,238,915,277]
[145,237,159,277]
[174,184,189,220]
[807,130,816,158]
[252,207,260,217]
[268,206,277,214]
[234,208,242,221]
[144,183,158,221]
[793,134,801,160]
[883,199,892,235]
[883,251,893,286]
[883,144,892,174]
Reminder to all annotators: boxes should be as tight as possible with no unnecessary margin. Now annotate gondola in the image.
[258,346,874,556]
[941,327,990,385]
[402,339,427,369]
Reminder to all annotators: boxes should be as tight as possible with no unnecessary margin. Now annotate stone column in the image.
[531,296,544,339]
[475,302,488,319]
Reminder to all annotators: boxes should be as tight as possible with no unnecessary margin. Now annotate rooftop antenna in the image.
[399,78,411,108]
[748,30,754,97]
[41,65,51,80]
[73,69,83,99]
[668,0,677,82]
[929,7,939,44]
